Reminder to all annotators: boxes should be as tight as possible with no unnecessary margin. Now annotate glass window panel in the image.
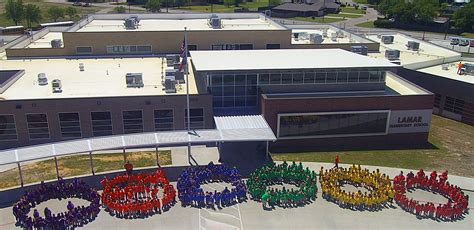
[369,71,380,82]
[270,73,281,84]
[234,86,246,96]
[293,72,304,84]
[223,86,234,96]
[211,74,223,86]
[315,72,326,83]
[348,71,359,82]
[246,74,257,85]
[211,87,223,96]
[281,73,292,84]
[223,75,234,85]
[235,97,246,107]
[326,71,337,83]
[234,74,246,85]
[246,96,257,106]
[223,97,234,107]
[213,97,223,108]
[0,115,17,140]
[259,73,270,85]
[247,86,257,95]
[337,72,348,83]
[304,72,315,84]
[359,71,369,82]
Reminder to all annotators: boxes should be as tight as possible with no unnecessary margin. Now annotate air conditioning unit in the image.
[51,39,62,48]
[166,54,180,65]
[406,41,420,51]
[209,14,222,29]
[125,73,144,88]
[351,45,368,56]
[385,49,400,60]
[124,16,140,30]
[51,79,62,93]
[442,64,449,70]
[164,75,176,93]
[381,35,394,44]
[310,34,323,44]
[38,73,48,86]
[79,63,84,71]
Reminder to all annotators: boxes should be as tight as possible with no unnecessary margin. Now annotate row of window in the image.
[0,109,205,141]
[278,111,389,138]
[444,96,465,115]
[75,43,281,54]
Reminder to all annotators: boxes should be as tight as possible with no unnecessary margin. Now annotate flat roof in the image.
[190,49,398,72]
[76,18,283,32]
[291,29,361,44]
[25,32,63,49]
[366,34,460,67]
[417,61,474,84]
[0,57,200,100]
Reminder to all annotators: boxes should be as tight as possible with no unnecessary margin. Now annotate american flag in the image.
[179,37,187,72]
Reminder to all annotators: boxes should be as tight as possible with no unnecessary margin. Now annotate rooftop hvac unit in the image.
[165,67,176,77]
[125,73,144,88]
[310,34,323,44]
[336,31,344,38]
[385,49,400,60]
[51,79,62,93]
[79,63,84,71]
[124,16,140,29]
[406,41,420,51]
[209,15,222,29]
[164,75,176,93]
[51,39,62,48]
[166,54,180,65]
[381,35,394,44]
[351,45,368,56]
[38,73,48,86]
[322,29,328,38]
[174,70,184,83]
[442,64,449,70]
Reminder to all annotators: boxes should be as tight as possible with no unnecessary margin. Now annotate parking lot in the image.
[429,38,474,54]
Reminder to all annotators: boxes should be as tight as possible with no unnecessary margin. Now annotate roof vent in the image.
[52,79,62,93]
[126,73,144,88]
[51,39,62,48]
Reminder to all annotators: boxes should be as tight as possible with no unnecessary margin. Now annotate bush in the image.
[373,19,393,28]
[114,6,126,13]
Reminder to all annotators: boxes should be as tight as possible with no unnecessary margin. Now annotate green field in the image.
[461,32,474,39]
[354,0,368,4]
[356,20,375,28]
[340,6,365,14]
[290,16,346,23]
[327,13,363,19]
[0,0,101,27]
[0,150,171,189]
[273,115,474,177]
[176,0,269,12]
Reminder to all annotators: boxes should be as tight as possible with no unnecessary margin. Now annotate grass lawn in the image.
[354,0,368,4]
[177,0,269,12]
[0,150,171,189]
[0,0,101,27]
[340,6,365,14]
[272,115,474,177]
[290,16,346,23]
[461,32,474,39]
[355,20,375,28]
[327,13,363,19]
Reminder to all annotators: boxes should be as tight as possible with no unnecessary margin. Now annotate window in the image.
[26,114,50,140]
[239,44,253,50]
[258,73,270,85]
[185,108,204,129]
[76,46,92,54]
[304,72,315,84]
[266,44,280,49]
[187,44,198,51]
[91,111,113,137]
[434,94,442,108]
[154,110,174,131]
[444,96,464,115]
[337,72,348,83]
[369,71,381,82]
[278,111,389,138]
[106,45,152,54]
[0,114,17,141]
[59,113,81,139]
[123,110,143,134]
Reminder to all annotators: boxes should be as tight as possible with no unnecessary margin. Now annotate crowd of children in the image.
[177,162,247,209]
[247,161,318,208]
[101,168,176,219]
[394,169,469,220]
[12,178,100,229]
[320,164,394,211]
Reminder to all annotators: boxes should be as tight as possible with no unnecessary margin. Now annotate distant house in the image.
[271,0,340,18]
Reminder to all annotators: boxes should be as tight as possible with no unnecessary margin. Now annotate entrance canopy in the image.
[0,115,276,166]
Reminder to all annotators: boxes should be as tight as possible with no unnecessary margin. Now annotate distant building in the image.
[271,0,340,18]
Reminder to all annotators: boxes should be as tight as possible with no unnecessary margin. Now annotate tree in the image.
[114,6,127,13]
[24,4,41,28]
[174,0,186,8]
[223,0,234,7]
[5,0,24,26]
[65,7,78,20]
[269,0,281,7]
[48,7,65,22]
[145,0,161,12]
[453,3,474,31]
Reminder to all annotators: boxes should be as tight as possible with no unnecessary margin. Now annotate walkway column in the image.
[54,156,60,180]
[89,151,95,175]
[17,162,24,187]
[155,146,160,167]
[123,148,127,163]
[266,141,269,160]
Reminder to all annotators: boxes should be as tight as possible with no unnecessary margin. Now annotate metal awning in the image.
[0,115,276,165]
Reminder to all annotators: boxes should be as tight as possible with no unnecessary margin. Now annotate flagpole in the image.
[185,27,192,166]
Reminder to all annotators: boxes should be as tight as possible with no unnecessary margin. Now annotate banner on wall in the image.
[388,109,432,134]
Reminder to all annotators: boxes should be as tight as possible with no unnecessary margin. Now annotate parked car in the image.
[450,38,459,45]
[83,2,91,7]
[470,40,474,47]
[72,2,82,6]
[459,39,469,46]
